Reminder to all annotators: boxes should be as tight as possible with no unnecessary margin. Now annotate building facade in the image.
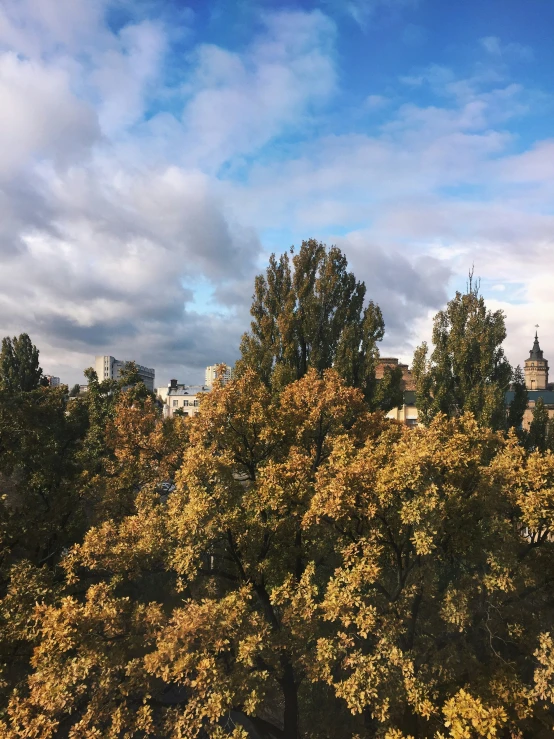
[508,331,554,430]
[377,358,419,427]
[205,364,233,388]
[44,375,61,387]
[94,355,155,392]
[524,332,549,390]
[158,379,209,418]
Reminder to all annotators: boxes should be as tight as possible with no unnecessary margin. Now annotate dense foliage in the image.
[0,333,44,392]
[413,277,512,431]
[0,258,553,738]
[239,239,403,412]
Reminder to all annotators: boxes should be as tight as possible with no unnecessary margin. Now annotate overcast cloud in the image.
[0,0,552,385]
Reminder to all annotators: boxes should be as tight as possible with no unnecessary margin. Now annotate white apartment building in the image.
[205,364,233,388]
[44,375,61,387]
[158,379,209,418]
[95,355,155,392]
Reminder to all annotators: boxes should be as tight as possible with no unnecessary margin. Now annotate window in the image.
[183,399,189,407]
[184,411,189,416]
[193,399,199,407]
[172,399,178,407]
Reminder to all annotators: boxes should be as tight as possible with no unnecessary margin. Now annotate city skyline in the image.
[0,0,553,386]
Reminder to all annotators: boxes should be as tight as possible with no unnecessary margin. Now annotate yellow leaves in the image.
[440,587,472,632]
[532,632,554,703]
[482,555,516,595]
[441,690,507,738]
[321,539,381,637]
[513,450,554,534]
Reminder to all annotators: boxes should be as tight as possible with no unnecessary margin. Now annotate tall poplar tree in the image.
[527,396,549,452]
[507,365,528,431]
[239,239,403,411]
[412,275,512,430]
[0,333,43,392]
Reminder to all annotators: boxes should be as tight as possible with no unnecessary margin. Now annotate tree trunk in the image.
[280,659,299,739]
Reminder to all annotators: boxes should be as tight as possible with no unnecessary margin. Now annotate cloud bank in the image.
[0,0,552,384]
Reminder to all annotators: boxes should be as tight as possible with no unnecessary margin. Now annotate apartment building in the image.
[158,379,209,418]
[205,364,233,388]
[95,355,155,392]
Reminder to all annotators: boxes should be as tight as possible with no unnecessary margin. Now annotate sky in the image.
[1,0,553,387]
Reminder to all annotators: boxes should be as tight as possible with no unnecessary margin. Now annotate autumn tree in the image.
[238,239,403,411]
[73,361,153,492]
[4,372,554,738]
[413,275,512,430]
[0,333,43,392]
[0,383,88,706]
[0,373,187,726]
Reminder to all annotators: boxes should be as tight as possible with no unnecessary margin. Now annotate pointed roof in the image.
[529,331,544,361]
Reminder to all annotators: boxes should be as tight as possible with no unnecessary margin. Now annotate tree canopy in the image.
[238,239,403,411]
[1,368,553,738]
[0,333,43,392]
[413,276,512,430]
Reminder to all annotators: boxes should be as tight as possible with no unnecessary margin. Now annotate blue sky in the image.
[0,0,553,385]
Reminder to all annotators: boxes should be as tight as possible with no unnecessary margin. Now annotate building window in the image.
[172,399,178,407]
[193,399,199,407]
[183,399,189,407]
[184,412,189,416]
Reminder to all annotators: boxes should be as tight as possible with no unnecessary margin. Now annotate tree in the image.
[413,275,512,430]
[69,383,81,397]
[0,384,89,706]
[239,239,403,411]
[0,333,43,392]
[507,364,528,432]
[3,371,554,738]
[527,397,549,452]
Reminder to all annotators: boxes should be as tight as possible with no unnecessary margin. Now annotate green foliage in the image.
[508,364,528,431]
[0,333,43,392]
[413,275,512,430]
[527,397,550,452]
[239,239,403,411]
[69,383,81,397]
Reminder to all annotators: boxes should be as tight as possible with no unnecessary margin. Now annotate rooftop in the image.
[528,332,545,362]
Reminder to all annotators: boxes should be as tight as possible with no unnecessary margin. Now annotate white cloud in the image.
[365,94,390,109]
[0,53,100,176]
[480,36,534,62]
[0,5,340,385]
[327,0,419,29]
[180,10,336,170]
[0,0,551,388]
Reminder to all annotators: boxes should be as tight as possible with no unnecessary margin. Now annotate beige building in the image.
[158,379,209,418]
[205,364,233,388]
[379,332,554,431]
[516,332,554,430]
[95,355,155,392]
[377,358,419,427]
[524,332,549,390]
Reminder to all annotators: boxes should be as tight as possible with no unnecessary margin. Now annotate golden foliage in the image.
[1,370,554,737]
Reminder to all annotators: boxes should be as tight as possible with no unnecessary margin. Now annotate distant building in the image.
[205,364,233,388]
[95,355,155,392]
[44,375,61,387]
[377,358,419,427]
[504,331,554,430]
[524,331,549,390]
[158,379,209,418]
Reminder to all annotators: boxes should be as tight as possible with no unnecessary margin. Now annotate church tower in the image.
[524,331,549,390]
